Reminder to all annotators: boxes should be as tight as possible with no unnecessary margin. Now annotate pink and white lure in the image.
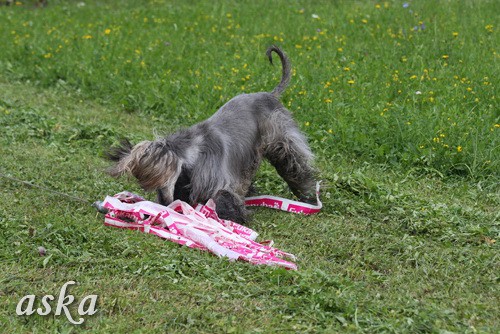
[95,183,321,270]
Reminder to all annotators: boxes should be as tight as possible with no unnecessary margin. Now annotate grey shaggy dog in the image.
[107,46,317,223]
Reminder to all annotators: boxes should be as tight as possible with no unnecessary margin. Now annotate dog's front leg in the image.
[213,190,250,224]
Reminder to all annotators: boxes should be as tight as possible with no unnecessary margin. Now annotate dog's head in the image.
[107,139,182,201]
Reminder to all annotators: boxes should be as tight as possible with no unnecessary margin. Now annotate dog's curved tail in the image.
[266,45,291,97]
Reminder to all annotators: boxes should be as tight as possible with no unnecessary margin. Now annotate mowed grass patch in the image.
[0,0,499,333]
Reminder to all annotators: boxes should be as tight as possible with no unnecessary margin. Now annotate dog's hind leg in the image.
[264,110,317,204]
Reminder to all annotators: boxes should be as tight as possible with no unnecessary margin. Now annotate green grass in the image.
[0,0,498,333]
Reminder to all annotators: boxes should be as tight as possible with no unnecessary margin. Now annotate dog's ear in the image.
[107,140,183,199]
[107,140,151,177]
[106,138,133,163]
[130,142,183,196]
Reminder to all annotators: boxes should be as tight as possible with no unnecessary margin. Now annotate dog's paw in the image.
[213,190,250,224]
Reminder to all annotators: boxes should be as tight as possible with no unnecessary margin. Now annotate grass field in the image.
[0,0,498,333]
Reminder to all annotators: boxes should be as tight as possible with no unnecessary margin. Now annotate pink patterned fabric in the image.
[97,184,321,270]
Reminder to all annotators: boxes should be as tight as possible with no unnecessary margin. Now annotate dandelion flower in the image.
[104,28,111,35]
[457,146,463,152]
[82,34,93,39]
[347,80,355,85]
